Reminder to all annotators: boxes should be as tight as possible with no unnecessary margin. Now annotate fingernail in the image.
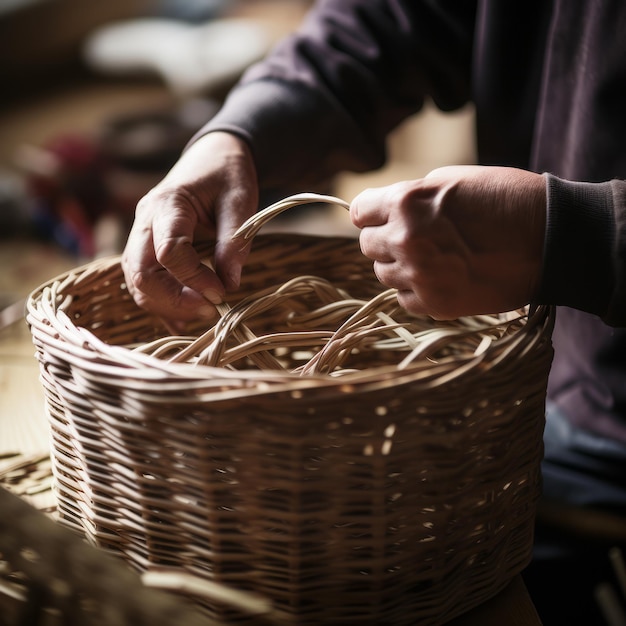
[198,304,218,319]
[202,289,223,304]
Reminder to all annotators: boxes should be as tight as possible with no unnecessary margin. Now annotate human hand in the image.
[121,131,258,332]
[349,165,547,319]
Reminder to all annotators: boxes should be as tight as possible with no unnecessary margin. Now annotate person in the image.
[121,1,626,623]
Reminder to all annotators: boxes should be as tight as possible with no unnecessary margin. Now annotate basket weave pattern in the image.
[27,232,554,625]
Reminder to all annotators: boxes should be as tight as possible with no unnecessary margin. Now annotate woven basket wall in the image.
[26,233,554,625]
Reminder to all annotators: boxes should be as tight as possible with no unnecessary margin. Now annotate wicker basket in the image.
[26,224,554,625]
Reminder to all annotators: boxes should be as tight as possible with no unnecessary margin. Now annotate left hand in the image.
[349,165,547,319]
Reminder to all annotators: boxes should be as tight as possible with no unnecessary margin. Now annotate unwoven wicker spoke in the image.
[297,323,410,375]
[286,298,374,327]
[209,284,413,372]
[198,330,335,368]
[397,327,487,369]
[397,314,527,369]
[328,289,404,337]
[299,290,406,373]
[214,301,285,371]
[299,315,408,374]
[192,278,333,368]
[364,308,423,349]
[279,274,354,305]
[166,275,364,369]
[188,256,287,370]
[131,335,198,360]
[165,276,337,367]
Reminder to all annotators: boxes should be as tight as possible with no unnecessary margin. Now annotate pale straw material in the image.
[26,193,555,625]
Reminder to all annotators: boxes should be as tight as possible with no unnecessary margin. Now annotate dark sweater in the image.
[195,0,626,446]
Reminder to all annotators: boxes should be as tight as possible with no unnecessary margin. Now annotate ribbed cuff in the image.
[535,174,615,317]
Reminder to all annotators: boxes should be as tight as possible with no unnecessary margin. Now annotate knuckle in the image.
[131,290,153,311]
[135,188,165,217]
[154,236,180,266]
[126,269,155,305]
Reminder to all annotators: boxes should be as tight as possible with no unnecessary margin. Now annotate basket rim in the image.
[25,242,555,399]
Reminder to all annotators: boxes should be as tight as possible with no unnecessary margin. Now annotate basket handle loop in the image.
[232,193,350,242]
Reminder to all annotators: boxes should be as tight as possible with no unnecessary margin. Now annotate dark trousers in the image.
[523,523,626,626]
[523,404,626,625]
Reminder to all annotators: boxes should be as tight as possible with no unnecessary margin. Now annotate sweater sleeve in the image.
[536,174,626,326]
[187,0,476,189]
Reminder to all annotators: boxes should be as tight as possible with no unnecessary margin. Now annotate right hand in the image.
[121,131,259,332]
[350,165,547,320]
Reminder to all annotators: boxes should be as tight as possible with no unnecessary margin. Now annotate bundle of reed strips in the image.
[25,193,555,625]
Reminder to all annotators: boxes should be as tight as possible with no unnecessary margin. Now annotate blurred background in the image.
[0,0,477,318]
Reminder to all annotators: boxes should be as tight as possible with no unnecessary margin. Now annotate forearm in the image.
[191,79,384,189]
[187,0,476,189]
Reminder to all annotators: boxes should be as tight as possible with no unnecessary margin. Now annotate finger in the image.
[396,289,430,317]
[358,227,395,265]
[128,262,217,318]
[122,204,218,316]
[150,200,225,305]
[371,259,409,291]
[123,228,219,324]
[396,289,461,321]
[371,256,450,309]
[349,187,391,228]
[212,188,258,291]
